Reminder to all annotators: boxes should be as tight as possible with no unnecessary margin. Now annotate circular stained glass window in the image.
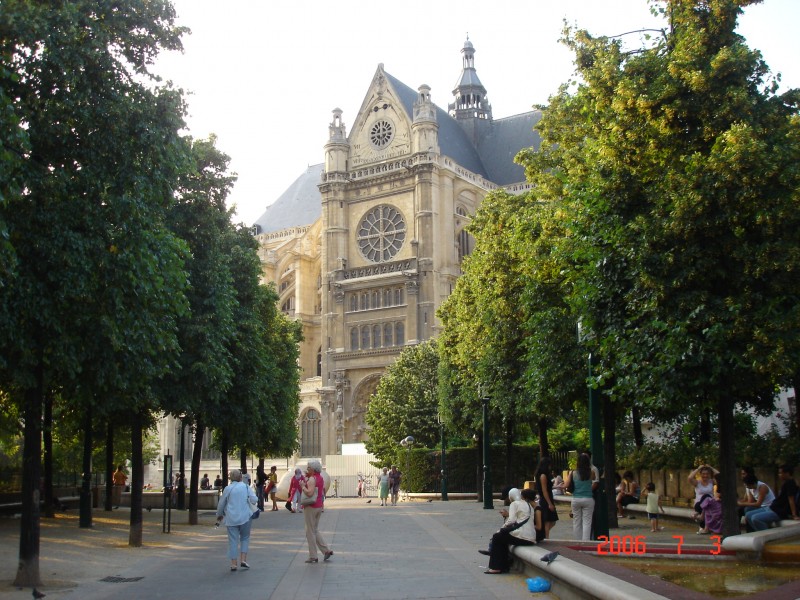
[369,119,394,149]
[357,205,406,263]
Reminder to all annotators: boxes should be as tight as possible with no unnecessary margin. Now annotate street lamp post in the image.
[481,396,493,509]
[438,414,448,501]
[588,352,609,538]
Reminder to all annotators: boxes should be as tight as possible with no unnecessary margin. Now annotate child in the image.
[644,482,666,532]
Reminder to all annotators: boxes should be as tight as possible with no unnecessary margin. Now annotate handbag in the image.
[245,483,260,519]
[499,502,531,533]
[300,487,318,506]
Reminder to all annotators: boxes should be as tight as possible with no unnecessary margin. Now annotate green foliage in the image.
[365,341,440,465]
[548,418,589,453]
[621,414,799,471]
[437,191,584,446]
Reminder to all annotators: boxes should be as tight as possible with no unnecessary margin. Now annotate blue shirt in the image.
[216,481,257,526]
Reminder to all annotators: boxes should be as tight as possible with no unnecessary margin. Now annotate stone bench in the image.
[510,543,670,600]
[553,493,698,521]
[721,520,800,555]
[120,490,219,510]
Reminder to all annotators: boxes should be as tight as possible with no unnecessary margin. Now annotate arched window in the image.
[361,293,368,311]
[456,206,472,261]
[394,287,404,306]
[361,326,370,349]
[383,288,391,307]
[372,290,379,309]
[383,323,393,347]
[316,347,322,377]
[350,328,359,350]
[300,409,321,457]
[372,324,381,348]
[395,322,405,346]
[350,295,357,312]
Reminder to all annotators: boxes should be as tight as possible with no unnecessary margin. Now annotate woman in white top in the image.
[484,488,542,574]
[688,464,718,533]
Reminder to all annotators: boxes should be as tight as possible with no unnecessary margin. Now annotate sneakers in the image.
[240,561,250,569]
[697,528,709,534]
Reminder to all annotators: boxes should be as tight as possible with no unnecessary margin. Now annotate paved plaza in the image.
[1,496,744,600]
[1,497,570,600]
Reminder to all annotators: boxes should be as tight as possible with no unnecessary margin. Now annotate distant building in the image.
[253,38,541,459]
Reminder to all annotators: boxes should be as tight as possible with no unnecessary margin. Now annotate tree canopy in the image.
[517,0,800,535]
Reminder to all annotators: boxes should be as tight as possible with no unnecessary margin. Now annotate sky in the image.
[152,0,800,227]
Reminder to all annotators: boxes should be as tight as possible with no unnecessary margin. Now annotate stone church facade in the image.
[252,39,541,460]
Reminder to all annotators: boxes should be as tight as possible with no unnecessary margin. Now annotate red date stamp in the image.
[597,534,722,555]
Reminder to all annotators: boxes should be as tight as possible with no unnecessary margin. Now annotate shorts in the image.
[647,512,658,520]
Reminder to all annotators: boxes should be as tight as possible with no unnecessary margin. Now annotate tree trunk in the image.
[240,449,247,474]
[43,390,54,519]
[602,395,618,529]
[717,396,739,538]
[700,407,712,444]
[79,406,93,528]
[104,419,114,511]
[537,417,549,458]
[14,370,43,589]
[221,430,229,487]
[128,410,144,547]
[631,405,643,449]
[189,418,203,525]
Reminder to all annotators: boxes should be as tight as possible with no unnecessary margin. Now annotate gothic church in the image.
[252,38,541,459]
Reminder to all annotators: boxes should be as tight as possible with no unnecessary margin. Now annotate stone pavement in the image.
[1,497,570,600]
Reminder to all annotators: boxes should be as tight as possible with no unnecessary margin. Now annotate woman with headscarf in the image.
[215,469,258,571]
[287,467,306,513]
[484,488,542,574]
[302,460,333,563]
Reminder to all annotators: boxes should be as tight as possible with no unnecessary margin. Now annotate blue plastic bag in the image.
[526,577,551,593]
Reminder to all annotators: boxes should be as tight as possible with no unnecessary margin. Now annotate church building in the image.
[252,38,541,460]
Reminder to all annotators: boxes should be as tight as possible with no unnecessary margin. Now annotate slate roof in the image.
[384,71,489,179]
[252,164,323,234]
[476,111,542,186]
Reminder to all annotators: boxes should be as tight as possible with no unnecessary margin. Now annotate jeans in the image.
[572,496,595,541]
[226,521,253,560]
[746,507,779,531]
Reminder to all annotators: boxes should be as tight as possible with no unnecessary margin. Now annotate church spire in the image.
[448,35,492,122]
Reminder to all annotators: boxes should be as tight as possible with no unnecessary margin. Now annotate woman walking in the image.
[566,453,599,540]
[288,467,306,513]
[215,469,258,571]
[302,460,333,563]
[378,467,390,506]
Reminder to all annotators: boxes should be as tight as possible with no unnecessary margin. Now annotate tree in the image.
[0,0,190,575]
[437,190,584,459]
[365,341,440,465]
[518,0,800,536]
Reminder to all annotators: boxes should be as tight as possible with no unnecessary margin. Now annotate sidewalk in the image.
[1,498,564,600]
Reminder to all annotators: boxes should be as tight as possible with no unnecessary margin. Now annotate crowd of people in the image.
[161,455,798,573]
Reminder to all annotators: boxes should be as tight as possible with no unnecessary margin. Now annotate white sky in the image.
[152,0,800,227]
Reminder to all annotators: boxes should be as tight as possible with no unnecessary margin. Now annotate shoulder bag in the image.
[300,486,318,506]
[499,501,531,533]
